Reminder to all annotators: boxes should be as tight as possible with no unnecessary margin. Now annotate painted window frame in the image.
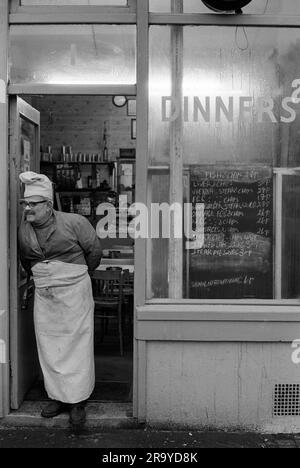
[10,0,136,14]
[146,10,300,307]
[9,0,136,25]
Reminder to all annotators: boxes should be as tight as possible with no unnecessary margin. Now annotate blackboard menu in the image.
[188,166,273,299]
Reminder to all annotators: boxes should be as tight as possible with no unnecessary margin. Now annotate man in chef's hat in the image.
[18,171,102,427]
[19,172,53,224]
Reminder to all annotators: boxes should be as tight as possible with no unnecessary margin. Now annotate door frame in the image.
[6,0,148,419]
[8,92,138,412]
[0,0,9,419]
[9,96,40,410]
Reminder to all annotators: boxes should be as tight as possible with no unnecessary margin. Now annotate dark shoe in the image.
[69,403,86,427]
[41,400,66,418]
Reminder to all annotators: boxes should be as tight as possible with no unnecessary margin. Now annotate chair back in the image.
[91,269,126,356]
[122,269,134,296]
[91,270,124,303]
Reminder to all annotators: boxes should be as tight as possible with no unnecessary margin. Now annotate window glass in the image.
[149,27,171,165]
[150,0,170,12]
[149,25,300,300]
[150,0,300,14]
[10,25,136,85]
[21,0,127,5]
[282,175,300,299]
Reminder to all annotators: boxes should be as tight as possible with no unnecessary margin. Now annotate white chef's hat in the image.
[19,171,53,201]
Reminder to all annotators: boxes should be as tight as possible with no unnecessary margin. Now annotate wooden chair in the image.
[106,267,134,341]
[122,269,134,301]
[90,270,125,356]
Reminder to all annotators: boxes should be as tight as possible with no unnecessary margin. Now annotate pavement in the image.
[0,401,299,448]
[0,427,299,448]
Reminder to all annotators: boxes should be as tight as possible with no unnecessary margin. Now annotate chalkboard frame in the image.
[186,164,273,300]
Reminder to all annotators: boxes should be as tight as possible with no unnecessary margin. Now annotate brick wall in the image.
[32,95,136,161]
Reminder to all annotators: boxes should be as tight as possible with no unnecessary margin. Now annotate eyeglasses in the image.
[20,201,47,209]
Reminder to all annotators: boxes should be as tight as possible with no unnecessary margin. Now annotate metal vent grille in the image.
[273,384,300,416]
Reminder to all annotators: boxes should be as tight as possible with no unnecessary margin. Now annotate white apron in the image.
[32,260,95,404]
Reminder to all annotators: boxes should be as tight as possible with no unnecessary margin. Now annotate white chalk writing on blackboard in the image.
[188,165,273,299]
[191,275,255,290]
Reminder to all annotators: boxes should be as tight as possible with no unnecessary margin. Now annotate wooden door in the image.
[10,96,40,409]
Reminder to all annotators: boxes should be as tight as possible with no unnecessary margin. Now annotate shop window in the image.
[281,175,300,299]
[148,25,300,300]
[9,25,136,85]
[150,0,300,15]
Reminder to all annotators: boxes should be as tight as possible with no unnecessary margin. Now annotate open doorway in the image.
[11,94,135,407]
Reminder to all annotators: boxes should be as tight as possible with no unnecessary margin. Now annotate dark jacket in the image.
[18,210,102,273]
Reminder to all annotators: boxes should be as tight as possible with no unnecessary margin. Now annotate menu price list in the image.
[188,166,273,299]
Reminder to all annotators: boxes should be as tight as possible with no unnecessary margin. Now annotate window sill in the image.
[136,303,300,342]
[138,301,300,322]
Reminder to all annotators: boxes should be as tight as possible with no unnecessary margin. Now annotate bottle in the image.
[96,168,101,187]
[103,121,108,162]
[62,145,66,162]
[70,198,74,213]
[103,146,108,162]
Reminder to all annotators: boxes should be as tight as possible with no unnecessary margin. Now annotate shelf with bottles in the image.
[41,158,116,193]
[57,189,118,228]
[60,195,92,217]
[40,144,113,165]
[57,188,112,193]
[41,160,116,166]
[117,159,135,205]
